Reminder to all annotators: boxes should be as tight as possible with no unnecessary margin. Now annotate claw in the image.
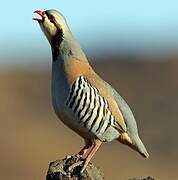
[66,140,102,174]
[68,160,84,172]
[80,159,89,173]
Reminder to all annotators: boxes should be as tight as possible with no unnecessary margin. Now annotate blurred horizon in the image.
[1,1,178,180]
[1,0,178,66]
[1,60,178,180]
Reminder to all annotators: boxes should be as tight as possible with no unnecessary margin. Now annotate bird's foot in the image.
[64,155,85,177]
[80,158,90,173]
[75,154,83,161]
[67,157,90,175]
[67,160,84,172]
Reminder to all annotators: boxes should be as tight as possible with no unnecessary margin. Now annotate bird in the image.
[33,9,149,173]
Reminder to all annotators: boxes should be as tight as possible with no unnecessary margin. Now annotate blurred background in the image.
[1,0,178,179]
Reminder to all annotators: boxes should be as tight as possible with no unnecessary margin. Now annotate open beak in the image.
[33,10,45,22]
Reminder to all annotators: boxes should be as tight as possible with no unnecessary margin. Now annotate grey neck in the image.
[52,29,88,63]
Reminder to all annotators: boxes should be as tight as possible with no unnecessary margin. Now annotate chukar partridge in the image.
[33,9,149,173]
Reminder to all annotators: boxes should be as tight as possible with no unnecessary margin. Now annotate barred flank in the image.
[65,76,122,135]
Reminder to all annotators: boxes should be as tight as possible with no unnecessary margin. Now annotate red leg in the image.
[68,139,93,172]
[68,139,102,173]
[78,139,93,157]
[81,139,102,173]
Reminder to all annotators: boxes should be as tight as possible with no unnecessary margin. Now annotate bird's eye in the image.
[48,15,55,22]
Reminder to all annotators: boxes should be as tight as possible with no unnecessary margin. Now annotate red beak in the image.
[33,10,45,22]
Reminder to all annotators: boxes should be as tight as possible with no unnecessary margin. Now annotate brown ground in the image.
[0,60,178,180]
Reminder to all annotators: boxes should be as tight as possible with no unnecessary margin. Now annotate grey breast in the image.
[51,60,70,113]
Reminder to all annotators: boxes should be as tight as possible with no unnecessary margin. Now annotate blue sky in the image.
[1,0,178,65]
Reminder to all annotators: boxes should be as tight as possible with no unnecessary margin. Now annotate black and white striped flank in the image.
[65,76,123,136]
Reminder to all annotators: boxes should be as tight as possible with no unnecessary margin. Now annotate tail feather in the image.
[132,135,149,158]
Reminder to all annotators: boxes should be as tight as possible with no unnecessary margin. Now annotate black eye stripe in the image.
[45,11,55,21]
[44,11,62,34]
[44,11,49,16]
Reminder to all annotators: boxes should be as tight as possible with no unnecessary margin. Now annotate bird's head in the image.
[33,9,68,45]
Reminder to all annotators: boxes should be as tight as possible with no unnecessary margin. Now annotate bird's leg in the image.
[80,139,102,173]
[68,139,102,173]
[67,145,93,172]
[78,139,93,157]
[68,140,93,172]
